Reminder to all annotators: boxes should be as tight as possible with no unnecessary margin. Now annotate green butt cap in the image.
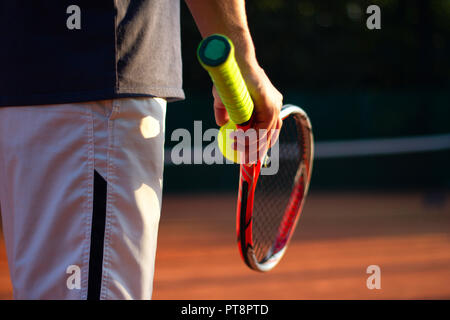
[204,39,227,61]
[198,34,231,67]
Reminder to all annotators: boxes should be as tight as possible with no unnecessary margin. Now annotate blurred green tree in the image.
[180,0,450,90]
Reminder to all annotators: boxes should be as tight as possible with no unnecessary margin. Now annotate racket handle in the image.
[197,34,254,125]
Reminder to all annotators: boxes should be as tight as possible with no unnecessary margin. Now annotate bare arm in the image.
[185,0,257,71]
[186,0,282,144]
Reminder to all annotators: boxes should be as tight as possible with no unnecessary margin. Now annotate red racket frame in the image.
[236,105,314,272]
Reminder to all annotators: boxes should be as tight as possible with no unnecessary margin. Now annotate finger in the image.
[268,118,282,148]
[232,127,266,158]
[255,116,276,149]
[231,128,267,163]
[212,86,229,126]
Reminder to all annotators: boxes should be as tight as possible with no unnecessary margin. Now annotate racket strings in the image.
[252,115,304,262]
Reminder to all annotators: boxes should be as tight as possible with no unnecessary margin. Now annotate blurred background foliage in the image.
[182,0,450,90]
[164,0,450,191]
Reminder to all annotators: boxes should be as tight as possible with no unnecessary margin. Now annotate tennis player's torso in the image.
[0,0,184,107]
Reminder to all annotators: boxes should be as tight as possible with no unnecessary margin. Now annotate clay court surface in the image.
[1,191,449,300]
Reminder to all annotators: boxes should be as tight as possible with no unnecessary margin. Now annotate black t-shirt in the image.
[0,0,184,107]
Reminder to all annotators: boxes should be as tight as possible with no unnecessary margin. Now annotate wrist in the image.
[225,29,259,73]
[236,51,262,84]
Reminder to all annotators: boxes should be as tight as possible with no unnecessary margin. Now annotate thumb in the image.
[212,86,229,126]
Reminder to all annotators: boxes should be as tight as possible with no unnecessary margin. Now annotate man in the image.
[0,0,282,299]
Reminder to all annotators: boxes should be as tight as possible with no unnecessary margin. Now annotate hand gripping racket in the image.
[198,34,314,272]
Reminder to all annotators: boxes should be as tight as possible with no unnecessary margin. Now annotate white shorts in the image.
[0,97,166,299]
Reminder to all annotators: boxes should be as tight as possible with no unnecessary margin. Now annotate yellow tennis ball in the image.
[218,121,240,163]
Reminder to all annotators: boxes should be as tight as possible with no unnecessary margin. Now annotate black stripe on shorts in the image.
[87,170,107,300]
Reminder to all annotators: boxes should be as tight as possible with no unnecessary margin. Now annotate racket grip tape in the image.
[197,34,254,125]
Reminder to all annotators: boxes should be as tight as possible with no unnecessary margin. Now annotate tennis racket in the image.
[198,34,314,272]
